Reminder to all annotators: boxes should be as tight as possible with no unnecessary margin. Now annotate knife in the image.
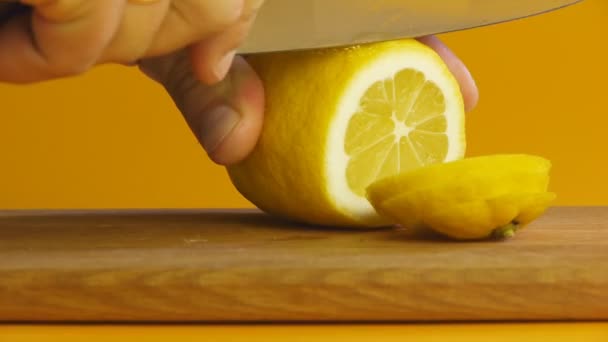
[240,0,583,53]
[0,0,583,54]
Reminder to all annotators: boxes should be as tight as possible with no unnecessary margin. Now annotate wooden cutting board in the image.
[1,206,607,322]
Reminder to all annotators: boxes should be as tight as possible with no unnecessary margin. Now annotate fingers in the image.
[140,53,264,165]
[417,35,479,112]
[103,0,264,69]
[98,0,171,64]
[0,0,262,83]
[187,0,263,84]
[142,0,244,58]
[0,0,124,82]
[188,11,259,84]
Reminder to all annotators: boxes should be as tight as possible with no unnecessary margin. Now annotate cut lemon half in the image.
[227,39,466,227]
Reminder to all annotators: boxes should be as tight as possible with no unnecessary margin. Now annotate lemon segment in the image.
[227,39,465,227]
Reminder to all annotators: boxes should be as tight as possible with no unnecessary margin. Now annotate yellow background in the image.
[2,323,608,342]
[1,1,606,340]
[0,0,606,210]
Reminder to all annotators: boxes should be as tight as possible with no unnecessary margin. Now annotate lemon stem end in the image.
[492,222,518,239]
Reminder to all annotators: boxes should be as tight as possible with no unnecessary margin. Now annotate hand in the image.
[0,0,263,83]
[0,0,478,166]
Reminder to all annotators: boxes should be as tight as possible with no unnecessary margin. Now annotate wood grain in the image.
[0,206,607,322]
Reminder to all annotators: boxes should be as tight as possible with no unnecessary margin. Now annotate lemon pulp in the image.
[346,69,449,196]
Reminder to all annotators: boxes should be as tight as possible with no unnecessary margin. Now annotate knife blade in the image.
[239,0,583,53]
[0,0,583,54]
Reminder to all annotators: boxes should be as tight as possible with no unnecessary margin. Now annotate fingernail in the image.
[214,50,236,81]
[200,105,241,153]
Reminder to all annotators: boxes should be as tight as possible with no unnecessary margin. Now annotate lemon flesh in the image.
[227,39,465,227]
[346,69,452,196]
[366,154,555,240]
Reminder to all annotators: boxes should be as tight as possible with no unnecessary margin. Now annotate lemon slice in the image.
[227,39,465,227]
[365,154,555,240]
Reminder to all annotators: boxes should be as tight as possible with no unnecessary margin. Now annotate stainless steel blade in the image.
[0,0,584,54]
[239,0,583,53]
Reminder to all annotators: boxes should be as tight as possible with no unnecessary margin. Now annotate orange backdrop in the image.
[0,0,606,209]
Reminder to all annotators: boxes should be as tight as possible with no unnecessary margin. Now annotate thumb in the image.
[139,52,264,165]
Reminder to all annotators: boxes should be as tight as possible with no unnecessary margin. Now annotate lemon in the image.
[227,39,465,227]
[366,154,555,240]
